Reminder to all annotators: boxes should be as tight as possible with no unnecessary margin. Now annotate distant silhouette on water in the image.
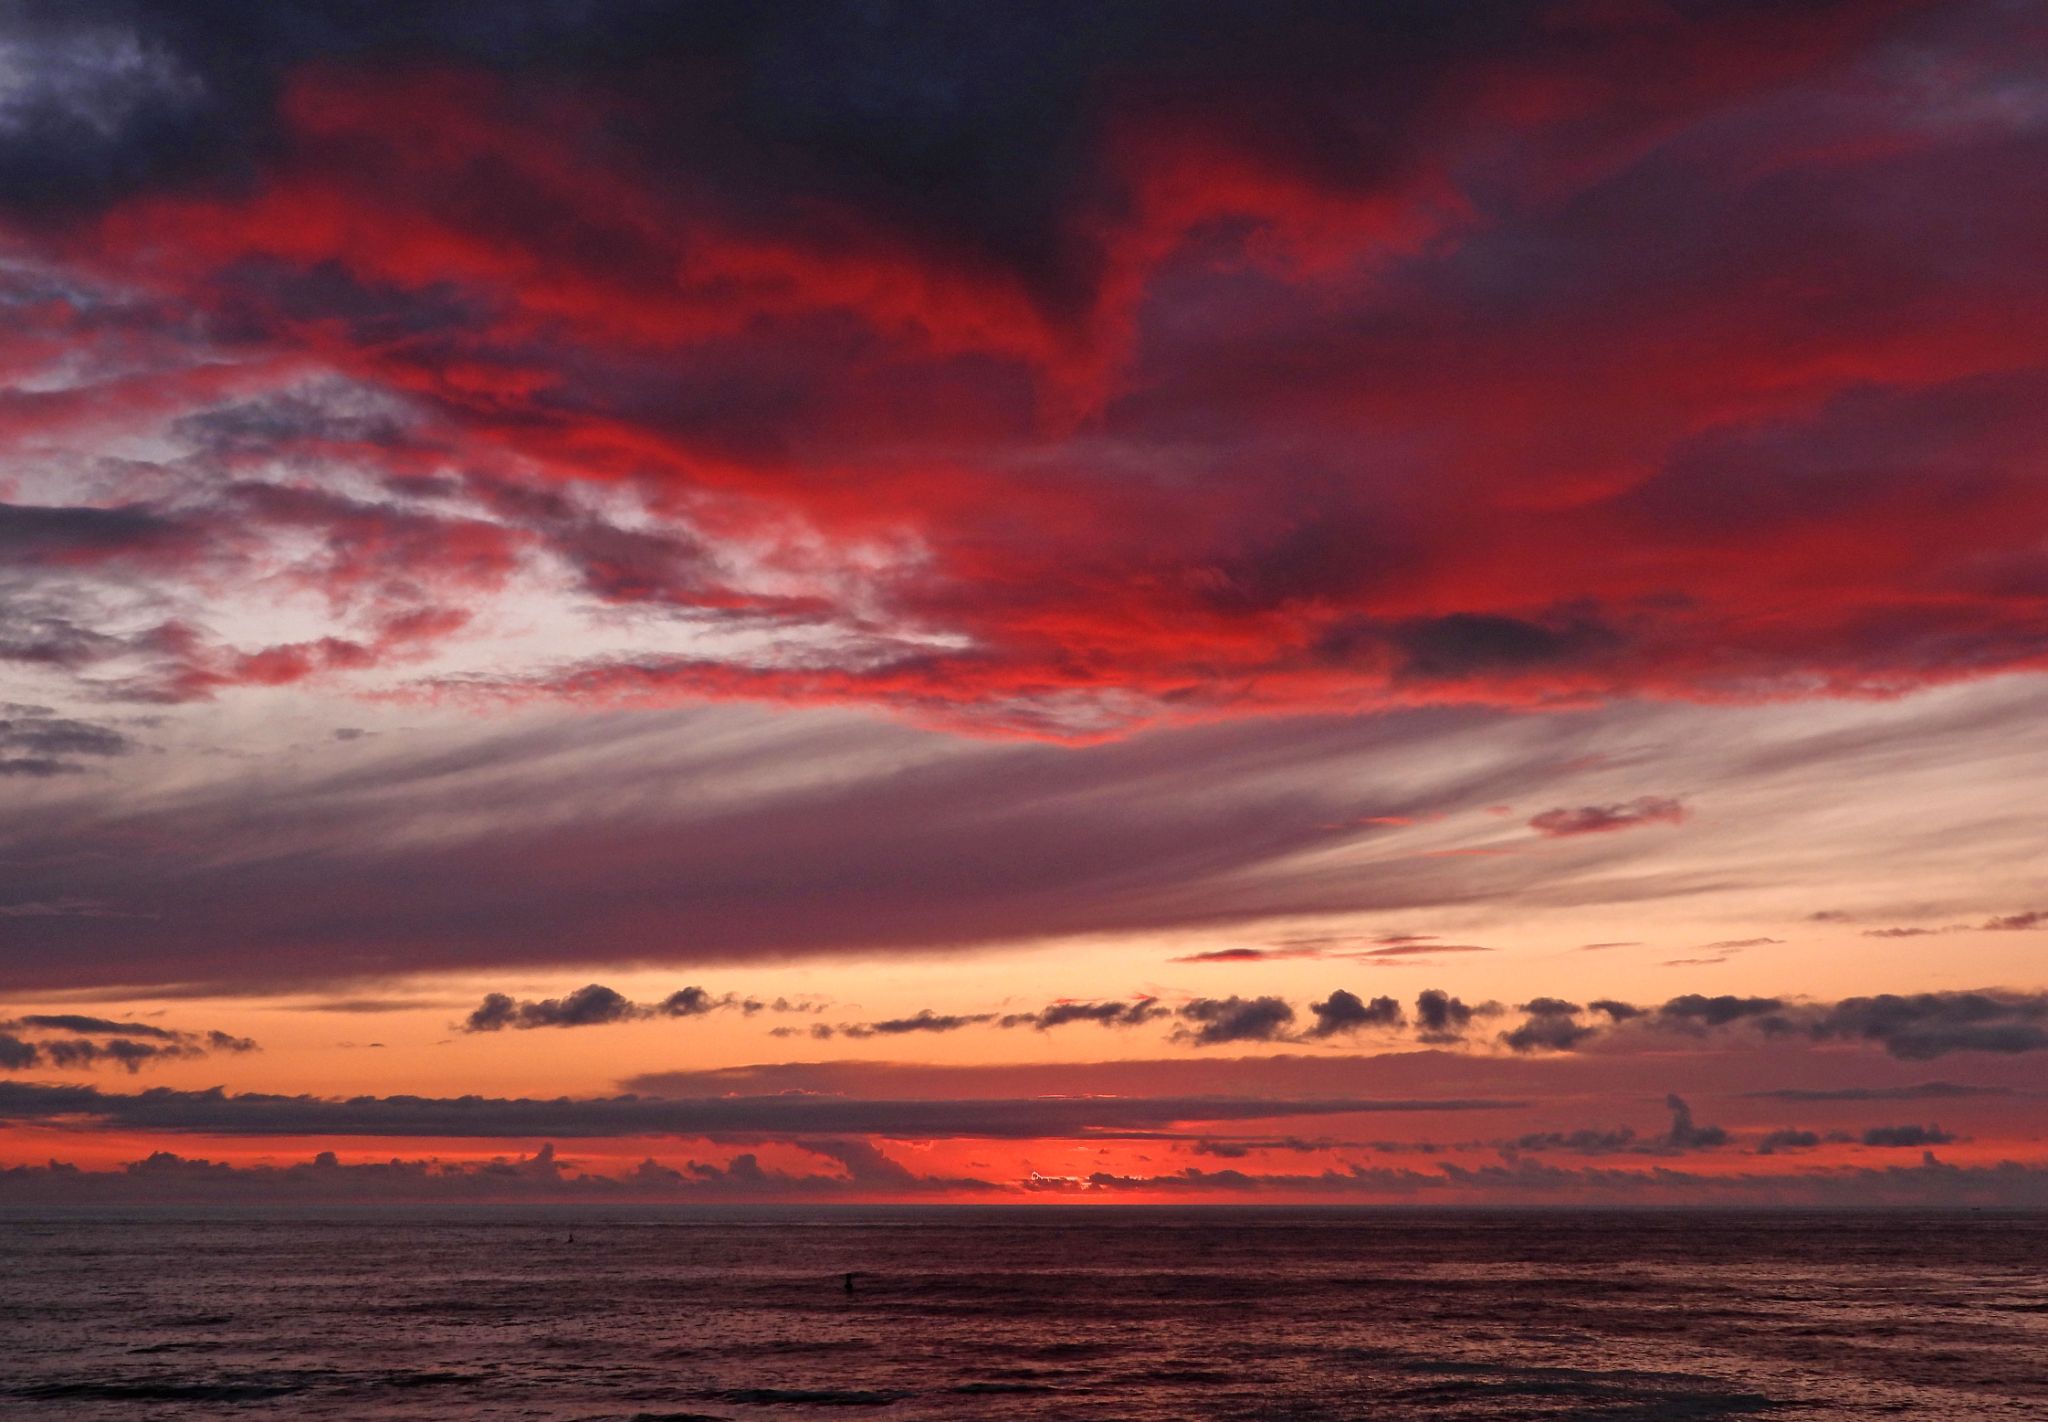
[843,1271,856,1295]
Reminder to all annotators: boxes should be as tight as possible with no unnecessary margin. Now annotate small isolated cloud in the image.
[1352,942,1494,960]
[1528,796,1686,838]
[1176,996,1296,1046]
[1172,946,1320,963]
[1662,1095,1728,1150]
[1307,990,1403,1038]
[1981,910,2047,931]
[658,987,719,1017]
[1414,988,1480,1043]
[465,984,638,1031]
[998,1000,1168,1030]
[1499,998,1597,1054]
[1662,940,1776,967]
[1178,933,1492,964]
[461,983,737,1031]
[840,1011,996,1038]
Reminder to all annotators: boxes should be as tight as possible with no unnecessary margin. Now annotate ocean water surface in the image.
[3,1208,2044,1419]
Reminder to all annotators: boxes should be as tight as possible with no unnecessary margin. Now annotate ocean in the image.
[2,1208,2044,1419]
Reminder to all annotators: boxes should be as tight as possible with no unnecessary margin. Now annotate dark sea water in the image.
[3,1208,2045,1419]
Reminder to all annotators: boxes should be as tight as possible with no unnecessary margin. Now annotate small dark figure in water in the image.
[844,1272,856,1295]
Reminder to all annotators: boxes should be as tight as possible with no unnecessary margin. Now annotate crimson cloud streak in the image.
[0,1,2044,734]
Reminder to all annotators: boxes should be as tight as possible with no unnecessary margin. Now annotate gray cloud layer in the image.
[11,675,2046,994]
[4,1140,2047,1207]
[0,1081,1525,1140]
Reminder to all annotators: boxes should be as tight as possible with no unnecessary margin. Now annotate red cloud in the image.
[3,3,2044,734]
[1529,797,1688,838]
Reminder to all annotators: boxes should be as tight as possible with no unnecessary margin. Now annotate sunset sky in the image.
[2,0,2045,1204]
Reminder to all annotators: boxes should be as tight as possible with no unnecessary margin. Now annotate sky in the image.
[1,0,2045,1205]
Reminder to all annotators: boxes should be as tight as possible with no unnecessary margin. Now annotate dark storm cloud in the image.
[1528,797,1687,839]
[997,1000,1168,1030]
[1176,996,1297,1046]
[0,1034,39,1070]
[1757,1129,1821,1155]
[0,1080,1524,1140]
[1306,990,1403,1038]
